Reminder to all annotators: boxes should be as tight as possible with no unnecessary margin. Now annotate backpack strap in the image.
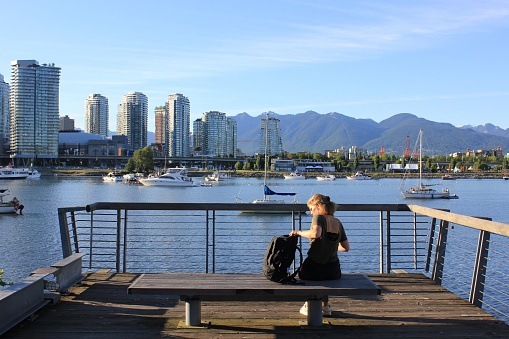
[279,244,304,284]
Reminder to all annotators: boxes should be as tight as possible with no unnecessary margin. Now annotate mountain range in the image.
[233,111,509,156]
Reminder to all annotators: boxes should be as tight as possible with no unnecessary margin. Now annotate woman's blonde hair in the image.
[307,193,336,215]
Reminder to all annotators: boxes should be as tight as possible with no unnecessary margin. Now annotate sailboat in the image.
[401,130,458,199]
[236,113,298,212]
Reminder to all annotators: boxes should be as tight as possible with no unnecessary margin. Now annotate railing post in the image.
[70,211,80,254]
[212,210,216,273]
[413,213,417,270]
[425,217,438,272]
[116,209,121,273]
[123,209,128,273]
[379,211,384,274]
[469,229,491,308]
[385,211,391,274]
[432,219,449,284]
[206,210,209,273]
[58,208,73,258]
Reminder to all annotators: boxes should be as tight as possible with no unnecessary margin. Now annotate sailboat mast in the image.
[263,113,269,197]
[419,129,423,188]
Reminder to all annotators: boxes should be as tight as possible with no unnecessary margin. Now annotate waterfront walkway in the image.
[3,271,509,338]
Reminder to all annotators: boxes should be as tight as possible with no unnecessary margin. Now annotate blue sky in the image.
[1,0,508,131]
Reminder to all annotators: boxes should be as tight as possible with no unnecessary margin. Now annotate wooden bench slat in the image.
[128,273,381,298]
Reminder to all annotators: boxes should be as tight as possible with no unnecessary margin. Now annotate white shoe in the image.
[322,304,332,316]
[300,302,332,316]
[299,302,308,316]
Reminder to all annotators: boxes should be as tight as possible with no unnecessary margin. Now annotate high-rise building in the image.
[202,111,227,157]
[166,93,190,157]
[10,60,61,160]
[192,119,204,154]
[192,112,237,157]
[154,106,166,152]
[117,91,148,152]
[260,114,282,156]
[226,117,237,157]
[0,73,9,140]
[85,94,109,137]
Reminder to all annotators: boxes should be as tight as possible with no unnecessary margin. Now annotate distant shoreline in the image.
[42,168,509,180]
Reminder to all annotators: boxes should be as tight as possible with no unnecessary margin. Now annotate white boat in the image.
[283,172,306,180]
[138,168,195,187]
[26,168,41,179]
[346,171,373,180]
[0,166,30,180]
[316,174,336,181]
[402,130,457,199]
[205,171,229,182]
[103,172,123,182]
[0,188,24,214]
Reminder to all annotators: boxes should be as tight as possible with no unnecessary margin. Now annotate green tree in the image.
[353,157,359,169]
[133,146,154,173]
[372,155,380,171]
[125,159,135,173]
[243,160,252,170]
[235,161,243,170]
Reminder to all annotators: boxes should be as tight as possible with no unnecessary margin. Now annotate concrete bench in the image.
[31,252,85,293]
[0,253,86,335]
[128,273,381,327]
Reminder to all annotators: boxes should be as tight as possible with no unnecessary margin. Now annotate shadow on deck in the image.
[3,271,509,338]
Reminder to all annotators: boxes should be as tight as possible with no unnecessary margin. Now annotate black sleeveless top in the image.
[307,215,347,264]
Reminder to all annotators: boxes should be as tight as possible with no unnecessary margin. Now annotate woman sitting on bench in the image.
[290,193,350,316]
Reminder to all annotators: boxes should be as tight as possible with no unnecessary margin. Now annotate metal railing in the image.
[57,202,509,324]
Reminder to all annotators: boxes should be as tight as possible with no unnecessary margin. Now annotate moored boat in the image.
[346,171,373,180]
[103,172,123,182]
[138,168,195,187]
[0,189,24,214]
[442,174,456,180]
[283,172,306,180]
[316,174,336,181]
[0,166,30,180]
[402,130,457,199]
[26,168,41,179]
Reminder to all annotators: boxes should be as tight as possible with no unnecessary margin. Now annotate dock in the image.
[3,271,508,338]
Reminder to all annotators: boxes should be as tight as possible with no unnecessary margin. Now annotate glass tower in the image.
[117,92,148,152]
[166,93,190,157]
[85,94,109,137]
[9,60,61,160]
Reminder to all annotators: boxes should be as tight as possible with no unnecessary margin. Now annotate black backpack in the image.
[263,234,303,283]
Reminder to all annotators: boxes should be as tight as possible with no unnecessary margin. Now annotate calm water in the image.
[1,175,508,283]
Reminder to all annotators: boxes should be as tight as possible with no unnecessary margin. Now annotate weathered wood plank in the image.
[2,272,508,338]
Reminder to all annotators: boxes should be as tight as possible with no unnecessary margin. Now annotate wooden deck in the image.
[3,271,509,338]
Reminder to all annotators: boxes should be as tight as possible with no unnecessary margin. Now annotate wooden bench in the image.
[128,273,381,327]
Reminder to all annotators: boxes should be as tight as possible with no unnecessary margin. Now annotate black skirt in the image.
[298,257,341,281]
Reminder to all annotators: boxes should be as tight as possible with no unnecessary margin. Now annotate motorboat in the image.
[0,188,24,214]
[283,172,306,180]
[138,168,195,187]
[316,174,335,181]
[0,166,30,180]
[26,168,41,179]
[346,171,373,180]
[402,130,457,199]
[442,175,456,180]
[205,171,229,182]
[103,172,123,182]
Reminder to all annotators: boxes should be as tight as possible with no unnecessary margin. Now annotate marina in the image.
[1,175,509,336]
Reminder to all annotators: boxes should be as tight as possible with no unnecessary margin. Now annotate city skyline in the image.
[1,1,508,131]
